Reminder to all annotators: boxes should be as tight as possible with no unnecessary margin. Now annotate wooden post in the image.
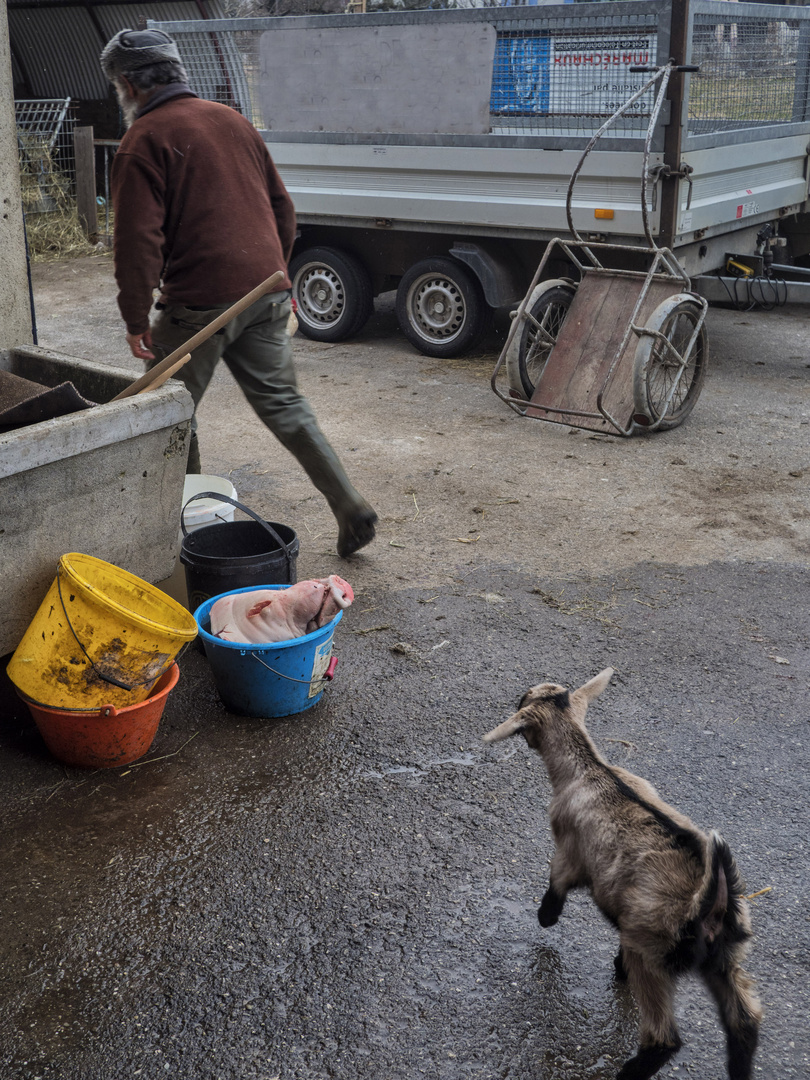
[74,125,98,242]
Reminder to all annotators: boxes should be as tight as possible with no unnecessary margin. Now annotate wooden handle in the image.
[134,353,191,395]
[110,269,286,402]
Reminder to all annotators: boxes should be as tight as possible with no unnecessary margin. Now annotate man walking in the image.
[100,28,377,558]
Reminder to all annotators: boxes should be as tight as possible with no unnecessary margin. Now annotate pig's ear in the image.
[247,599,274,618]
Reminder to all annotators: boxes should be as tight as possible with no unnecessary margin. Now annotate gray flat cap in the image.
[100,28,182,80]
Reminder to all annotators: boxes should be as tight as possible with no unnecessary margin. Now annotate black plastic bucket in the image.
[179,493,299,613]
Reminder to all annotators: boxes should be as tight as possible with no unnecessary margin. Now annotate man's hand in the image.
[126,329,155,361]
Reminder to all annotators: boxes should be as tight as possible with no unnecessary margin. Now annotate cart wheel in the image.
[505,280,576,399]
[395,257,491,358]
[632,295,708,431]
[289,247,374,342]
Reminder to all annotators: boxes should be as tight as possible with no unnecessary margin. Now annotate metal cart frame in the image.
[491,62,709,437]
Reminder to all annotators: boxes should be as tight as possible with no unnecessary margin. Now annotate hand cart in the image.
[491,62,708,436]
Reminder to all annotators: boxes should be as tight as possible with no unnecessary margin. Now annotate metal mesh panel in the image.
[155,8,666,142]
[490,21,660,137]
[15,99,77,214]
[153,6,810,145]
[690,8,810,136]
[178,28,255,117]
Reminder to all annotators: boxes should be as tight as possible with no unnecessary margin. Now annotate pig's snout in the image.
[328,575,354,609]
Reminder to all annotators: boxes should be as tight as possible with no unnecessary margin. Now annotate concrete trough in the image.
[0,345,194,656]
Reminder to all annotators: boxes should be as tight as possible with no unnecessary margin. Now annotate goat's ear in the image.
[482,710,526,743]
[575,667,614,703]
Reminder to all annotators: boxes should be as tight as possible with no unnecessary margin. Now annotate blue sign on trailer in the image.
[491,29,657,117]
[490,34,550,114]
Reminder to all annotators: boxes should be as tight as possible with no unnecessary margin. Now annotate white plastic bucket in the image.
[159,475,238,607]
[181,475,237,533]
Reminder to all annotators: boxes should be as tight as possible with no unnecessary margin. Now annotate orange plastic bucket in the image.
[17,663,180,769]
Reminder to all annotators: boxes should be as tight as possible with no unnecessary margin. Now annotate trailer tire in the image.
[505,280,576,399]
[395,258,491,358]
[632,295,708,431]
[290,247,373,342]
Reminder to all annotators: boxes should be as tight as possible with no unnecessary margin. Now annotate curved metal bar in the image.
[566,64,673,246]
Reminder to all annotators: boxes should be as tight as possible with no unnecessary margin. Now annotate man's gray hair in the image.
[124,60,189,91]
[100,28,184,81]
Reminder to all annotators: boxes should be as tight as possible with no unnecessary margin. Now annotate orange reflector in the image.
[594,208,615,220]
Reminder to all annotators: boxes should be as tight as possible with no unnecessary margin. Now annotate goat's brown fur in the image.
[483,668,761,1080]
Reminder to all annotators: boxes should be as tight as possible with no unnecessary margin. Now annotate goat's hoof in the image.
[537,888,564,927]
[537,905,558,928]
[615,1038,681,1080]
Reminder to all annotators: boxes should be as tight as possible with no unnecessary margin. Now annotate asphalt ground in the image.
[0,256,808,1079]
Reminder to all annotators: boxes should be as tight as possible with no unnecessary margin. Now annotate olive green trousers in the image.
[149,292,370,527]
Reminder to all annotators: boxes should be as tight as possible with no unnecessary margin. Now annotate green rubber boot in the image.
[281,424,377,558]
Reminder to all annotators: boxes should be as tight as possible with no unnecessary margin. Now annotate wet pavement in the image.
[3,254,810,1078]
[1,560,808,1079]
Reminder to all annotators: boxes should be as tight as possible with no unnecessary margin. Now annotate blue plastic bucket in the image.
[193,585,341,718]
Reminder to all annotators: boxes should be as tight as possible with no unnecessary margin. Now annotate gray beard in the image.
[114,82,140,129]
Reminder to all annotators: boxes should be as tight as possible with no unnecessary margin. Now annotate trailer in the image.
[149,2,810,358]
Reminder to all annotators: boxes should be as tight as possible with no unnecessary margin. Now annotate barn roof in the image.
[8,0,227,100]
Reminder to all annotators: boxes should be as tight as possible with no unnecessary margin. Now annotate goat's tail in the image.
[699,834,761,1079]
[699,832,751,951]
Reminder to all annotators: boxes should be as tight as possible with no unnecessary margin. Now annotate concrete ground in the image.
[0,254,808,1079]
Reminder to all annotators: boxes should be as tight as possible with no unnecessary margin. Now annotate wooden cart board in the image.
[527,271,681,433]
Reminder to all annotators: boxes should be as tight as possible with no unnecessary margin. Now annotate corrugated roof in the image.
[10,6,110,98]
[9,1,227,101]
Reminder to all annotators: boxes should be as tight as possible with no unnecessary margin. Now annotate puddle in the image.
[361,750,481,781]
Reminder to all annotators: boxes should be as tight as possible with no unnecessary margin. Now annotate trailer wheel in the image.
[632,295,708,431]
[505,280,576,399]
[395,258,491,358]
[289,247,373,342]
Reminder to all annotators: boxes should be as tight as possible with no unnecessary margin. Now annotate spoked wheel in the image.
[289,246,373,342]
[632,295,708,431]
[395,257,492,358]
[504,279,576,399]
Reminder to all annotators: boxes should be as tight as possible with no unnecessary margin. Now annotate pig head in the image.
[209,575,354,644]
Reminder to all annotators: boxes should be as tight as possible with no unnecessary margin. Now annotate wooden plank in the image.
[527,271,680,433]
[530,274,621,419]
[74,126,98,242]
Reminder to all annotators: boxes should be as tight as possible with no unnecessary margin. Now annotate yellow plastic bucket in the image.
[7,553,198,710]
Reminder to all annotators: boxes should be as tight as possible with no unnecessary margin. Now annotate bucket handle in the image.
[249,652,338,685]
[181,492,295,571]
[55,565,179,692]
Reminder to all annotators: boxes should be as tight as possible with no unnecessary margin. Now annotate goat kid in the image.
[483,667,761,1080]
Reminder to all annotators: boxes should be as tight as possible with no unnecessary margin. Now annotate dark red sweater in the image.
[111,93,296,335]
